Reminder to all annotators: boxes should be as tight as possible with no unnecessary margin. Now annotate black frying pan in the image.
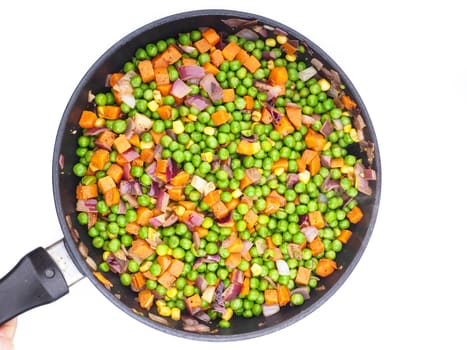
[0,9,381,341]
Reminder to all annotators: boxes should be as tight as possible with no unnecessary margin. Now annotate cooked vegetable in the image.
[73,23,376,331]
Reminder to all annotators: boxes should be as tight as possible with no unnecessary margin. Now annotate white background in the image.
[0,1,466,349]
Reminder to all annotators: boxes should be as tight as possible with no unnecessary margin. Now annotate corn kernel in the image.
[285,54,297,62]
[298,170,311,184]
[185,140,194,149]
[147,100,159,112]
[204,126,216,136]
[153,90,162,103]
[173,120,184,134]
[174,205,186,216]
[201,152,213,163]
[167,288,178,298]
[188,113,197,121]
[156,300,166,308]
[140,140,154,149]
[341,165,354,175]
[267,60,275,70]
[323,141,332,151]
[222,307,233,321]
[139,261,152,273]
[276,35,287,45]
[150,197,157,205]
[158,305,172,317]
[343,124,352,133]
[232,189,243,199]
[102,251,110,261]
[252,110,262,122]
[318,78,331,92]
[342,111,350,117]
[251,263,262,277]
[96,106,105,118]
[171,308,181,321]
[95,118,106,127]
[350,128,360,142]
[274,167,285,176]
[265,38,276,47]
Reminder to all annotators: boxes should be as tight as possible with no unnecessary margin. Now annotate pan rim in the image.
[52,8,381,341]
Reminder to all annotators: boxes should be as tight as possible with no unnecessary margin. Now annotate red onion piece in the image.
[254,81,282,100]
[262,303,280,317]
[286,173,299,189]
[290,287,311,300]
[121,148,139,162]
[241,240,254,255]
[235,28,259,41]
[221,282,242,301]
[202,285,217,304]
[113,71,136,108]
[149,215,164,228]
[133,113,154,135]
[245,168,262,184]
[287,243,302,260]
[276,259,290,276]
[84,127,107,136]
[76,199,97,213]
[179,45,196,54]
[319,120,334,136]
[162,213,178,227]
[320,155,332,168]
[298,65,317,82]
[200,73,223,102]
[171,78,192,99]
[221,18,258,29]
[301,225,319,243]
[122,193,138,208]
[231,269,244,284]
[156,190,169,211]
[58,153,65,171]
[178,65,205,81]
[106,253,128,274]
[185,95,211,111]
[188,212,204,227]
[195,275,208,292]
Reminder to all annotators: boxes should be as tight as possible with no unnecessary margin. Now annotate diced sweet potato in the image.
[76,184,98,200]
[138,289,154,310]
[315,258,337,277]
[89,149,109,171]
[129,239,155,260]
[113,135,132,154]
[157,271,176,289]
[79,110,97,129]
[97,175,116,194]
[138,59,155,83]
[295,266,312,285]
[211,201,229,219]
[168,259,184,277]
[264,289,278,305]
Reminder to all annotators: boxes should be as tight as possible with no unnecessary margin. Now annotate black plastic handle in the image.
[0,247,69,324]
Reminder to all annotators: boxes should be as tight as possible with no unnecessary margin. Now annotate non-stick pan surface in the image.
[51,9,380,341]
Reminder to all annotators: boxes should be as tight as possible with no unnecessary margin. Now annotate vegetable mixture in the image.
[73,21,376,331]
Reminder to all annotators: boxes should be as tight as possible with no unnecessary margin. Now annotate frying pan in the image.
[0,9,381,341]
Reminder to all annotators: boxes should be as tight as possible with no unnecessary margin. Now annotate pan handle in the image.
[0,247,69,324]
